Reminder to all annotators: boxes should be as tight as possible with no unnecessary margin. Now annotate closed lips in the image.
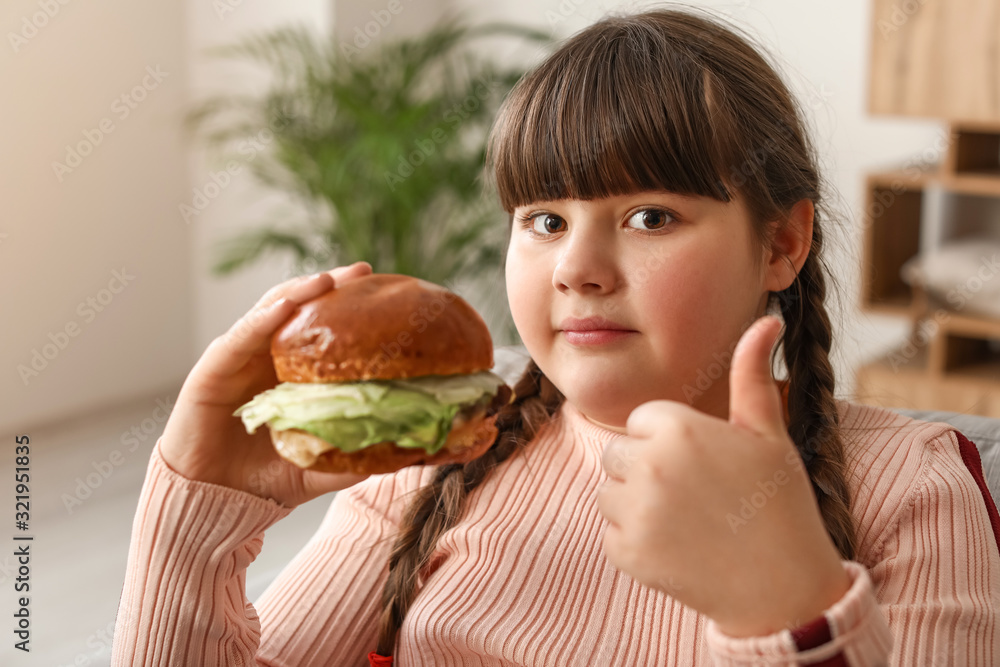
[559,316,634,331]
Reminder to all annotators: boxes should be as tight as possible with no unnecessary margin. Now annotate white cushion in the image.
[900,238,1000,319]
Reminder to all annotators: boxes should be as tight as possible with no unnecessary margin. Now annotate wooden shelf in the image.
[864,165,938,190]
[861,300,918,319]
[939,171,1000,198]
[859,177,923,311]
[922,300,1000,340]
[864,165,1000,198]
[857,123,1000,417]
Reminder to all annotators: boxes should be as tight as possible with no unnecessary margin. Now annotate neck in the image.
[581,414,627,434]
[578,377,790,433]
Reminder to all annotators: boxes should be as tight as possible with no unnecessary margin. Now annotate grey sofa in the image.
[893,407,1000,507]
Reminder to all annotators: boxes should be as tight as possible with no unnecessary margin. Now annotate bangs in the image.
[486,17,736,212]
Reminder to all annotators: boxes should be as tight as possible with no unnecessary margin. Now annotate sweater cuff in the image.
[705,561,893,665]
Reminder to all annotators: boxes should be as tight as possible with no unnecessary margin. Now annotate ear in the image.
[763,198,814,292]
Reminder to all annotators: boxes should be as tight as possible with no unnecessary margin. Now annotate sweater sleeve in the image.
[249,462,427,666]
[111,437,294,666]
[705,429,1000,666]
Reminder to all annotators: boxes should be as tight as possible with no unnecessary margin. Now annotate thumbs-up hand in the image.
[595,316,850,638]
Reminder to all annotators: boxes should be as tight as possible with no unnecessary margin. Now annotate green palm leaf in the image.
[186,15,555,343]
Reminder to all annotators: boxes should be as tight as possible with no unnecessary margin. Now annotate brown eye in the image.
[626,209,674,231]
[533,214,566,235]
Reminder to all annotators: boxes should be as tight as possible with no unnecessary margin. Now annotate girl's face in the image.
[506,190,777,432]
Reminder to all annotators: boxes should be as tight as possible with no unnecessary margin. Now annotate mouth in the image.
[558,316,634,332]
[558,316,637,346]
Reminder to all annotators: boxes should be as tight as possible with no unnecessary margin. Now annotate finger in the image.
[243,260,372,338]
[325,260,372,283]
[229,273,332,348]
[595,479,624,527]
[216,262,372,374]
[601,437,635,481]
[214,295,299,373]
[625,399,681,438]
[728,315,785,436]
[254,260,371,311]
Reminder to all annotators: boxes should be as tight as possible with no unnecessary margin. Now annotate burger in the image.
[233,273,513,475]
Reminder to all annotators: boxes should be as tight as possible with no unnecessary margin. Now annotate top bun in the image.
[271,273,494,383]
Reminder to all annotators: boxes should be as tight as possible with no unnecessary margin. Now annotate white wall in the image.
[1,0,192,435]
[186,2,333,355]
[1,0,336,436]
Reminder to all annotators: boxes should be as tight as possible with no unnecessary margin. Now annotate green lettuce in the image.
[233,371,506,458]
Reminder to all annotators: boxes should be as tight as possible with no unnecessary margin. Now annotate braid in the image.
[374,359,564,656]
[774,218,857,561]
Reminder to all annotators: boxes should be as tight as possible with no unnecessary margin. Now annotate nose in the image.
[552,225,619,295]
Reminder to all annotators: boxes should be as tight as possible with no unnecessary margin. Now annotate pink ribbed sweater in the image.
[112,397,1000,666]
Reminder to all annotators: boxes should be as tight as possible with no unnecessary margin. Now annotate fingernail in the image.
[268,297,289,311]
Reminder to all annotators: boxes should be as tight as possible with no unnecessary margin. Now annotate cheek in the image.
[638,252,762,367]
[631,249,748,336]
[505,245,544,337]
[630,257,706,314]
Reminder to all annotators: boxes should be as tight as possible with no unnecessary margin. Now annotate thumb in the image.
[728,315,785,435]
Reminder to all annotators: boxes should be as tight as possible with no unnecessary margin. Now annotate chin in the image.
[565,392,632,431]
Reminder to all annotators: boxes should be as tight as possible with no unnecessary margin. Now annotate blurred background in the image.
[2,0,998,664]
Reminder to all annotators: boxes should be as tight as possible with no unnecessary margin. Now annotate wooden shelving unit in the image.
[854,123,1000,417]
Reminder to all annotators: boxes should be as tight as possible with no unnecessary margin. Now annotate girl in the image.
[112,6,1000,666]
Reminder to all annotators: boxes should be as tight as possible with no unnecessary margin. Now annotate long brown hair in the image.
[375,6,856,655]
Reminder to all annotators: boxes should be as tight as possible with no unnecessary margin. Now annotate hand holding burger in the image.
[160,265,511,507]
[158,262,379,507]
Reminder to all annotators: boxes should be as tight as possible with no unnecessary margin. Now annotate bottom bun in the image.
[268,412,500,475]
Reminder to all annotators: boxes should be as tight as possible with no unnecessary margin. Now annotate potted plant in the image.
[184,15,552,344]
